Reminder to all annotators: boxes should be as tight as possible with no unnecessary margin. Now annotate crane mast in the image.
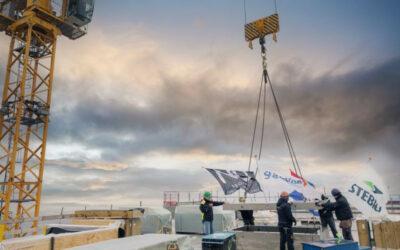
[0,0,94,237]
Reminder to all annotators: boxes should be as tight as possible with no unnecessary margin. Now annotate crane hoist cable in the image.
[247,73,264,171]
[248,37,303,178]
[266,67,304,179]
[245,0,276,172]
[247,37,304,180]
[243,1,305,189]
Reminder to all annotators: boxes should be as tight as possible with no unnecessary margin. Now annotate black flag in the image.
[205,168,262,195]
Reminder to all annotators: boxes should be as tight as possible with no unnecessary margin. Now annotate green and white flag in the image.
[342,166,390,219]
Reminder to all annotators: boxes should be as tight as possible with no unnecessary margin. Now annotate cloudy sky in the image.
[1,0,400,214]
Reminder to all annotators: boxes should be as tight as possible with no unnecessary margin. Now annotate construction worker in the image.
[199,191,224,235]
[326,188,353,241]
[277,191,297,250]
[316,194,338,239]
[239,210,255,226]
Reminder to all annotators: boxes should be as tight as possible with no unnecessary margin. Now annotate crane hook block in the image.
[245,14,279,43]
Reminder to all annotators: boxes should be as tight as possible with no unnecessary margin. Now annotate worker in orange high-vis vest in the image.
[199,191,224,235]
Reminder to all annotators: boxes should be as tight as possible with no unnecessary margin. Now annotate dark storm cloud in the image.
[38,54,400,205]
[47,56,400,162]
[278,57,400,156]
[48,70,255,159]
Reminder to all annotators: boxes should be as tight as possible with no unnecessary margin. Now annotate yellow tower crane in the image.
[0,0,94,237]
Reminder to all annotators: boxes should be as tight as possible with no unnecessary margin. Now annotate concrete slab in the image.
[70,234,200,250]
[235,231,320,250]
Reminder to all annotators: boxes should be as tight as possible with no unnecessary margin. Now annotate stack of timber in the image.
[372,221,400,249]
[0,224,118,250]
[0,209,143,250]
[74,209,143,236]
[356,220,373,248]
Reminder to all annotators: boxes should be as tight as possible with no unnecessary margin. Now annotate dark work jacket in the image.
[324,194,353,221]
[199,199,224,222]
[277,197,296,228]
[317,199,334,220]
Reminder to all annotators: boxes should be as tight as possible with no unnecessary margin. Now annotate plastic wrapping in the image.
[175,205,235,234]
[141,207,172,234]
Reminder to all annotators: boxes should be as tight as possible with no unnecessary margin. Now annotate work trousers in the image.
[339,219,353,241]
[279,226,294,250]
[342,227,353,241]
[321,216,338,238]
[202,221,214,235]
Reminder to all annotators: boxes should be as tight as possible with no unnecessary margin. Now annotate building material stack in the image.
[74,209,144,237]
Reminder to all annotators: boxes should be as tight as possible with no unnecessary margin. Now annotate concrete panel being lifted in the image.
[223,202,318,211]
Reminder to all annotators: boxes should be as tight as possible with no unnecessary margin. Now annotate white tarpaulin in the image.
[174,205,235,234]
[141,207,172,234]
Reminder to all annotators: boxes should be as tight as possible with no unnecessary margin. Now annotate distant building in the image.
[387,195,400,214]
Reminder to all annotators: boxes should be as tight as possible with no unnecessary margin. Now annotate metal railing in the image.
[163,190,283,207]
